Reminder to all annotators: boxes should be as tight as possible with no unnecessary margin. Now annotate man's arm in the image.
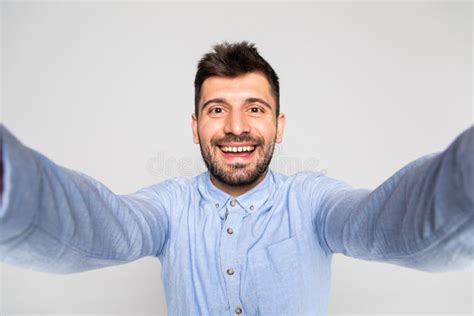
[0,147,3,202]
[312,126,473,272]
[0,125,170,273]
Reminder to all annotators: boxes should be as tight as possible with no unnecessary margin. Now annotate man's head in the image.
[192,42,285,195]
[194,41,280,118]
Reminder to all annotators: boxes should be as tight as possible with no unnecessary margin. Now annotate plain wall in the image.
[1,2,472,314]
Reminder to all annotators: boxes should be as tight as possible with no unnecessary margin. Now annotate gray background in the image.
[0,1,472,315]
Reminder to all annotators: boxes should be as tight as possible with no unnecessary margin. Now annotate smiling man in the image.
[0,42,473,315]
[193,69,285,196]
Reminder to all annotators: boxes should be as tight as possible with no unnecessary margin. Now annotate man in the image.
[0,42,472,315]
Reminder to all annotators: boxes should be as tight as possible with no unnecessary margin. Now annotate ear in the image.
[192,113,200,144]
[276,113,286,144]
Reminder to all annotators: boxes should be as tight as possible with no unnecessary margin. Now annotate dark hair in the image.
[194,41,280,117]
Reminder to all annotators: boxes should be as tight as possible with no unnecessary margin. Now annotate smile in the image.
[219,146,256,153]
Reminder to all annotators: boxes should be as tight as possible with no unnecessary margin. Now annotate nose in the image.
[223,110,250,136]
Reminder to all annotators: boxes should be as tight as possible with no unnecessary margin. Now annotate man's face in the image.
[192,72,285,188]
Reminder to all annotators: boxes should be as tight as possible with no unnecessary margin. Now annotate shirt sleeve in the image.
[0,124,171,274]
[312,126,473,272]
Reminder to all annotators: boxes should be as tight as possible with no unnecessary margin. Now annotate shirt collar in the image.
[197,169,275,219]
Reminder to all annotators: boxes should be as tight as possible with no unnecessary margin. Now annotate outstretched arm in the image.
[313,126,473,272]
[0,125,170,273]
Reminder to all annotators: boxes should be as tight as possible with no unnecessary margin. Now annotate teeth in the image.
[221,146,255,153]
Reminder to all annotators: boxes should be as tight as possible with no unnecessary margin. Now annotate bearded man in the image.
[0,42,472,315]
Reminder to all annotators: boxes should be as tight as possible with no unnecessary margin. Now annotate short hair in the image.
[194,41,280,117]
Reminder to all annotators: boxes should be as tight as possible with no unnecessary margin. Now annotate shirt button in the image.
[230,199,237,207]
[227,227,234,235]
[249,205,254,211]
[215,203,219,208]
[235,307,242,314]
[226,268,235,275]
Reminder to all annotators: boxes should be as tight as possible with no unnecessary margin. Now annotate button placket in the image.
[219,204,245,315]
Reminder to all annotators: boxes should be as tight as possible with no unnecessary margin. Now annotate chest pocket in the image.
[248,236,304,315]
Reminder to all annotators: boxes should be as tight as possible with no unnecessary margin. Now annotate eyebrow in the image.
[200,98,226,113]
[200,97,273,113]
[245,97,273,111]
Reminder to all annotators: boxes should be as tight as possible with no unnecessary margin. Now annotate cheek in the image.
[252,120,277,143]
[198,121,223,143]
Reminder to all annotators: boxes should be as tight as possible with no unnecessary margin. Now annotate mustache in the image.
[211,133,264,146]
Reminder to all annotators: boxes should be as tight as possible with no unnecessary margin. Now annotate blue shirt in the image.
[0,124,473,315]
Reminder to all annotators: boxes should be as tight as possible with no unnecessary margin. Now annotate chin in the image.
[217,165,266,187]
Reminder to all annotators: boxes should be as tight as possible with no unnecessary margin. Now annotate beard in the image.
[198,132,276,187]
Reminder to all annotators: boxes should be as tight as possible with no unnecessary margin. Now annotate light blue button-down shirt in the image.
[0,125,473,315]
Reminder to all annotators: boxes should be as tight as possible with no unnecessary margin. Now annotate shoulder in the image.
[274,170,327,189]
[131,175,197,206]
[272,170,355,205]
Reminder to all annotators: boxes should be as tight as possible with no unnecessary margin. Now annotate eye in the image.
[249,106,264,113]
[209,107,224,114]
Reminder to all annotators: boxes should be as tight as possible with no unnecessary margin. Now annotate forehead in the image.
[200,72,275,107]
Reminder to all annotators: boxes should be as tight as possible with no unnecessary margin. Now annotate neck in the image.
[210,171,268,197]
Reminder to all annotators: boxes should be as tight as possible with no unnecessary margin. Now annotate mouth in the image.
[217,144,257,159]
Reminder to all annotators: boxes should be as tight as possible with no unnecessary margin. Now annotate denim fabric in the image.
[0,124,473,315]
